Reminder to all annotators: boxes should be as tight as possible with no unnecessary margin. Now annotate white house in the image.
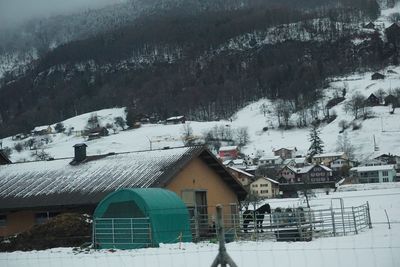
[350,165,396,183]
[258,155,283,167]
[250,177,280,198]
[330,158,354,172]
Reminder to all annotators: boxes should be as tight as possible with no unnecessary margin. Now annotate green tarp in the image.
[94,188,192,249]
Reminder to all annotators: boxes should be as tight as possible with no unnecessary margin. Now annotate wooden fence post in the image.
[331,207,336,237]
[211,205,238,267]
[366,201,372,229]
[384,209,391,229]
[352,207,358,234]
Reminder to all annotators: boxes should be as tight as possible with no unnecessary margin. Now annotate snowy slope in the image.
[2,66,400,163]
[235,66,400,160]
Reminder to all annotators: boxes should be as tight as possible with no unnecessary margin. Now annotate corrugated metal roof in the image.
[0,146,223,210]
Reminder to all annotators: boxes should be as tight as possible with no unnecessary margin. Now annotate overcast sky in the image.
[0,0,126,28]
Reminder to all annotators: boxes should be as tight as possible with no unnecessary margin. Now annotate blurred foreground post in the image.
[211,205,238,267]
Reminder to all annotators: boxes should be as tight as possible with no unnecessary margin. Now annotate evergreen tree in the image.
[308,124,324,158]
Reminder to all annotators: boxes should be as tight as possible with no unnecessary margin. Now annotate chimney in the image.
[73,143,87,163]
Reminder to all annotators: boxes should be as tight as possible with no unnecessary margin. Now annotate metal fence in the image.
[92,202,372,247]
[188,202,372,242]
[94,218,152,248]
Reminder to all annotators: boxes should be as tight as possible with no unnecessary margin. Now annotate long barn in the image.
[0,145,246,237]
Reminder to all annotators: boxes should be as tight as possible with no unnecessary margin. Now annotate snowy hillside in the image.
[235,66,400,160]
[1,66,400,163]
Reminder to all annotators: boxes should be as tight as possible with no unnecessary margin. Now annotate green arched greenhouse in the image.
[93,188,192,249]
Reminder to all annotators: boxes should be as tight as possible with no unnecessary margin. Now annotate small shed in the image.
[366,93,380,106]
[371,73,385,80]
[93,188,192,249]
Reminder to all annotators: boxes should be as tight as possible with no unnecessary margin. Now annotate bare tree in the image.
[181,123,196,146]
[338,120,349,133]
[114,116,126,130]
[336,132,356,160]
[375,89,386,104]
[343,92,366,119]
[259,103,268,117]
[235,127,250,147]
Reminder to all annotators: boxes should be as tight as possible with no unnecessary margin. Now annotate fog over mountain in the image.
[0,0,126,28]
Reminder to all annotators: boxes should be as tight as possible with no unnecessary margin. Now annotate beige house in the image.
[227,166,254,186]
[273,147,297,160]
[250,177,280,198]
[0,145,246,237]
[312,152,348,166]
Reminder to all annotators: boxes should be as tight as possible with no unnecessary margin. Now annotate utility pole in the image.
[211,205,238,267]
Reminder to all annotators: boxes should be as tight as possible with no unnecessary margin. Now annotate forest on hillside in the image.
[0,0,398,138]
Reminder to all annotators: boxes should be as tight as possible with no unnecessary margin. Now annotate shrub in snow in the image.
[13,142,24,153]
[54,122,66,133]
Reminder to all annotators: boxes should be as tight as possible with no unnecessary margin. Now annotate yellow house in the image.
[0,145,246,237]
[250,177,280,198]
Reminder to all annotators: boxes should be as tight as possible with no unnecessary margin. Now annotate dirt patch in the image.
[0,213,92,252]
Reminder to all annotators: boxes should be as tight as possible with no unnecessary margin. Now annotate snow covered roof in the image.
[254,177,279,184]
[232,159,245,165]
[265,177,279,184]
[259,155,282,161]
[219,146,238,152]
[350,165,395,172]
[283,157,306,165]
[313,152,345,158]
[273,147,297,152]
[228,166,254,178]
[0,146,246,210]
[297,164,332,174]
[166,116,184,121]
[280,165,298,173]
[33,125,52,132]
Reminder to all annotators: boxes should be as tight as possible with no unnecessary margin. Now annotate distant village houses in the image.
[218,146,239,160]
[273,147,297,160]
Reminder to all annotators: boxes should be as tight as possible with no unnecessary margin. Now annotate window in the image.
[0,214,6,227]
[383,178,389,182]
[260,190,268,194]
[252,184,258,188]
[260,184,268,187]
[382,171,388,176]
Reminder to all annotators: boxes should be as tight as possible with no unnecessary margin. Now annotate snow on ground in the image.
[2,66,400,162]
[1,186,399,267]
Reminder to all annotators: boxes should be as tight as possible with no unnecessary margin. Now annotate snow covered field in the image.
[1,185,399,267]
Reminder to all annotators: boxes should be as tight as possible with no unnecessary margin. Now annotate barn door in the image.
[195,191,209,237]
[182,190,209,239]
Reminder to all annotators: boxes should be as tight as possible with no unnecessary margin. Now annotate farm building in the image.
[371,72,385,80]
[93,188,192,249]
[0,145,246,237]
